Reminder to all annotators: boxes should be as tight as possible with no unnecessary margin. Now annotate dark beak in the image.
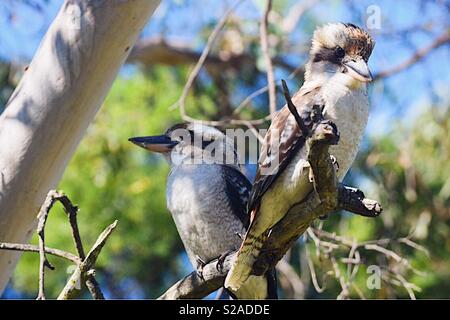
[342,57,373,82]
[128,135,178,153]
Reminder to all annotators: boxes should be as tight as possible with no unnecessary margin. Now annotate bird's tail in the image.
[224,229,268,292]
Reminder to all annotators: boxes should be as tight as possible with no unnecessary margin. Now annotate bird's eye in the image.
[334,46,345,59]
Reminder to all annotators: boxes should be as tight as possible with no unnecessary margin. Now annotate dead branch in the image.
[260,0,277,118]
[171,0,244,116]
[57,220,118,300]
[280,0,319,33]
[373,30,450,80]
[128,37,297,72]
[55,193,104,299]
[0,243,81,264]
[276,258,305,299]
[158,81,382,299]
[36,191,59,300]
[305,227,426,299]
[0,191,116,299]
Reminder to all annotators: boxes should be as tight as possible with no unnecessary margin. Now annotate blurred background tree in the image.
[0,0,449,299]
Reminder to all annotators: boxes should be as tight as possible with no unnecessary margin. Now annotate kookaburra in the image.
[225,23,375,291]
[129,123,278,299]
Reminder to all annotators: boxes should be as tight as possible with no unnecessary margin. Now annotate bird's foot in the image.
[330,155,339,172]
[196,256,207,281]
[216,250,234,273]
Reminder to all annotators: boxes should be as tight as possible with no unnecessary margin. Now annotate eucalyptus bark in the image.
[0,0,160,294]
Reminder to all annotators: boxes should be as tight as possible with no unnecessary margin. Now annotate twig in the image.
[398,237,429,257]
[0,243,81,264]
[0,190,111,299]
[241,119,265,143]
[276,258,305,298]
[56,194,104,299]
[305,243,326,293]
[171,0,244,115]
[280,0,319,33]
[373,30,450,80]
[36,191,60,300]
[129,36,299,73]
[260,0,276,118]
[352,283,366,299]
[232,65,304,116]
[57,220,118,300]
[331,256,349,300]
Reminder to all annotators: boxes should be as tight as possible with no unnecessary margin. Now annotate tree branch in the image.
[36,191,59,300]
[128,37,299,74]
[56,193,104,299]
[0,243,81,264]
[260,0,277,118]
[57,220,118,300]
[170,0,244,117]
[373,30,450,80]
[0,190,114,299]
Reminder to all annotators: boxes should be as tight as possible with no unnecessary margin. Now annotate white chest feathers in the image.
[166,164,245,265]
[258,78,369,231]
[321,77,369,179]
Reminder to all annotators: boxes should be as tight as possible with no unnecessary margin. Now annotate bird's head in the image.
[129,123,239,166]
[305,23,375,85]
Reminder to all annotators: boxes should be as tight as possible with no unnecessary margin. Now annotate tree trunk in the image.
[0,0,160,294]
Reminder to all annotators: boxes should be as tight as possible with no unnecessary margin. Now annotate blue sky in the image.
[1,0,448,139]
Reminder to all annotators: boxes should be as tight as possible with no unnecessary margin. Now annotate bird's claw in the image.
[216,250,234,273]
[196,256,207,281]
[330,155,339,172]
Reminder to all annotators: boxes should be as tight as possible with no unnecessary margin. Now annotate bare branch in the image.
[0,243,81,264]
[171,0,244,116]
[280,0,319,33]
[374,30,450,80]
[0,190,113,299]
[276,258,305,298]
[57,220,118,300]
[128,36,298,73]
[260,0,277,118]
[232,65,304,116]
[56,193,104,299]
[305,243,326,293]
[36,190,60,300]
[331,256,349,300]
[158,253,234,299]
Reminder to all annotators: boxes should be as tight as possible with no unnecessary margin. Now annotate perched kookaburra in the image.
[225,23,375,291]
[129,123,277,299]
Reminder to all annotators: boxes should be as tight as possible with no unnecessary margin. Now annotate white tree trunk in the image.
[0,0,160,294]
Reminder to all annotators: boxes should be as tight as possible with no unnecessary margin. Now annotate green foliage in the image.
[358,106,450,298]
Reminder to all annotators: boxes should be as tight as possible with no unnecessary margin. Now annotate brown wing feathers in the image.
[247,83,324,215]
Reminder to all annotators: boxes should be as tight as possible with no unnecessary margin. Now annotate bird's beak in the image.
[342,57,373,82]
[128,135,178,153]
